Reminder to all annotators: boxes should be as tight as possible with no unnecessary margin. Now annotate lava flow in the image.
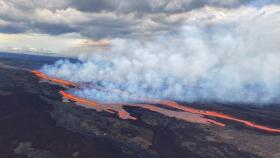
[146,100,280,133]
[31,70,79,87]
[59,90,224,126]
[32,70,280,133]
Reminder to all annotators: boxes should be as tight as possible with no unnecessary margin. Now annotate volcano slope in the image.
[1,52,280,158]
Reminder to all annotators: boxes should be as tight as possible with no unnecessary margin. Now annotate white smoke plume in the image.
[41,4,280,104]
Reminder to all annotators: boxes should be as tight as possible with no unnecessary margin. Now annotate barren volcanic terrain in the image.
[1,52,280,158]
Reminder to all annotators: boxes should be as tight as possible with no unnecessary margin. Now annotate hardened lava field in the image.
[1,52,280,158]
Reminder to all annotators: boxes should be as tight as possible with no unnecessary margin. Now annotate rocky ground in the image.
[0,52,280,158]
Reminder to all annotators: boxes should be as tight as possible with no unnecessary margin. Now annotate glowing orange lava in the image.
[60,90,223,125]
[140,100,280,132]
[32,70,280,133]
[31,70,79,87]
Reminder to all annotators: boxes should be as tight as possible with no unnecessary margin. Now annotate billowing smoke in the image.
[41,4,280,104]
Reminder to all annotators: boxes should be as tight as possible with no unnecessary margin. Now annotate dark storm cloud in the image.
[31,23,77,35]
[0,25,27,34]
[0,0,75,34]
[70,0,116,12]
[69,0,257,13]
[0,18,76,35]
[70,0,153,13]
[0,0,278,39]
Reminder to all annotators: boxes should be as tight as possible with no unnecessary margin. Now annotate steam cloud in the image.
[41,4,280,104]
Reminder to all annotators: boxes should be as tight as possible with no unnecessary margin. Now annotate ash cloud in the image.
[41,4,280,104]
